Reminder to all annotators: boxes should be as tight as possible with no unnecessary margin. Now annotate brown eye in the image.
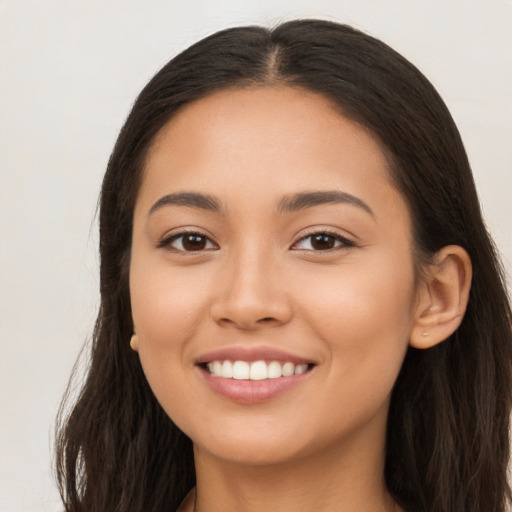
[292,231,354,251]
[161,232,218,252]
[310,234,337,250]
[182,234,208,251]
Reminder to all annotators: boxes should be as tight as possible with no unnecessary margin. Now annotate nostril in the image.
[258,317,276,323]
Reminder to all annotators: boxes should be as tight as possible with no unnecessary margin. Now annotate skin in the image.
[129,86,470,511]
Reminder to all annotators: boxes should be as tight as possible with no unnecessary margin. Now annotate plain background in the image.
[1,1,511,511]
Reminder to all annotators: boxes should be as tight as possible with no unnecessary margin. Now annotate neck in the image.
[191,416,398,512]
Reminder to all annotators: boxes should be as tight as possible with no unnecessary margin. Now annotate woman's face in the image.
[130,86,420,466]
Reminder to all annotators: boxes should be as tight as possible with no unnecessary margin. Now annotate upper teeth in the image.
[207,360,309,380]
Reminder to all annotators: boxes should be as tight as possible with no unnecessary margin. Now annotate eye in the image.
[291,231,354,251]
[160,232,218,252]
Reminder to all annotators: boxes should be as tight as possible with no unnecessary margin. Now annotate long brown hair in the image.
[55,19,512,512]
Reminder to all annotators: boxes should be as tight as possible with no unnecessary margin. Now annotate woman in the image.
[55,19,512,512]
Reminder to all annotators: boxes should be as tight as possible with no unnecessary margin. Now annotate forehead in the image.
[149,85,385,166]
[138,86,407,224]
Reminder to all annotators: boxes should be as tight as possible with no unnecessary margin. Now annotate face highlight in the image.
[129,86,420,466]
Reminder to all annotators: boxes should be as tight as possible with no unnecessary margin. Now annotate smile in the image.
[206,360,311,380]
[196,346,316,403]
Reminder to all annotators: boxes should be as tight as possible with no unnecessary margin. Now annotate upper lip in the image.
[195,345,316,365]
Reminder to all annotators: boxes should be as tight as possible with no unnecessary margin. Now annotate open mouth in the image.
[199,360,316,381]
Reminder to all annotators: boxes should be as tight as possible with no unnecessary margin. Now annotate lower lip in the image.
[198,367,312,404]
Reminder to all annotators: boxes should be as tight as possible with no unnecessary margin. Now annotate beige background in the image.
[1,1,511,510]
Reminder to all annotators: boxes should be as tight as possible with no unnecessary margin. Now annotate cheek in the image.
[129,261,214,407]
[287,258,416,437]
[130,262,212,344]
[296,251,416,377]
[129,266,213,429]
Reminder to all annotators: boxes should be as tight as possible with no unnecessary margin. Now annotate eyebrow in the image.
[148,189,374,218]
[277,190,374,217]
[149,192,222,215]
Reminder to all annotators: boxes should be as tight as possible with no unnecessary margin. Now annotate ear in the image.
[410,245,472,349]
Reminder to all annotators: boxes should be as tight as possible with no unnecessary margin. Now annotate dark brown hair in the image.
[55,19,512,512]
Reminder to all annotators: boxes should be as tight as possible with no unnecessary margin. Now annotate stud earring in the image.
[421,331,429,337]
[130,334,139,351]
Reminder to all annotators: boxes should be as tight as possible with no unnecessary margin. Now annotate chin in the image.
[184,415,314,466]
[195,435,310,467]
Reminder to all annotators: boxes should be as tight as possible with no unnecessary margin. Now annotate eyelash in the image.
[158,230,218,252]
[291,230,355,252]
[158,229,355,253]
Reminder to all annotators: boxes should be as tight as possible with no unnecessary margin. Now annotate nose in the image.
[210,249,293,330]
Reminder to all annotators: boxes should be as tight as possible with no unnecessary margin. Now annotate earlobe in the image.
[130,333,139,352]
[410,245,472,349]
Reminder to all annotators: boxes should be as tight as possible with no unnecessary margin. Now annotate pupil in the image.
[183,235,206,251]
[312,234,334,250]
